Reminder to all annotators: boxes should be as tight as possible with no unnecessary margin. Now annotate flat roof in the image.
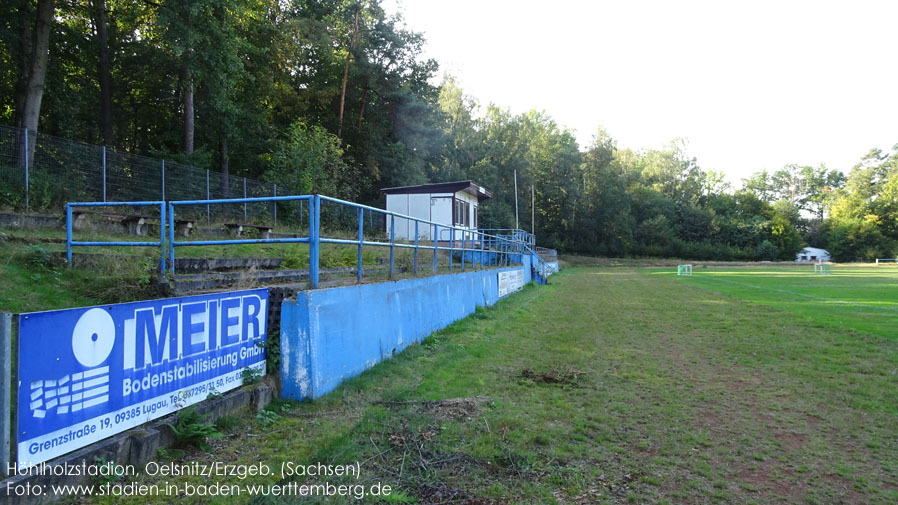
[380,180,492,200]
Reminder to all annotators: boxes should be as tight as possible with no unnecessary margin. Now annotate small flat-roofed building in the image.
[381,180,492,241]
[796,247,831,262]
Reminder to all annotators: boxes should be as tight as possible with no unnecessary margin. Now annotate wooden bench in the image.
[224,223,274,239]
[121,215,195,237]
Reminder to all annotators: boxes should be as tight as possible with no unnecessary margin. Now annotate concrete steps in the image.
[171,265,394,293]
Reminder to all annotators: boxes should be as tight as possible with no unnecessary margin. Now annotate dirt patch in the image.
[377,396,488,420]
[773,430,807,452]
[736,465,799,499]
[424,397,487,420]
[415,482,496,505]
[520,368,585,386]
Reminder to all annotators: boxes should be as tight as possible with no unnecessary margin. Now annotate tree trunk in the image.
[356,85,369,128]
[182,71,194,155]
[20,0,54,160]
[219,137,230,197]
[219,137,229,177]
[13,2,32,130]
[337,8,360,138]
[91,0,114,146]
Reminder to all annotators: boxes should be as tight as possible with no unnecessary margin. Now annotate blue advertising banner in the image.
[16,289,268,466]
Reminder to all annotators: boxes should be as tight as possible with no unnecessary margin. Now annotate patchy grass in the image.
[72,266,898,504]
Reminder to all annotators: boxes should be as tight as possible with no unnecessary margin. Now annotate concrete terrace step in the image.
[173,256,284,273]
[172,265,393,293]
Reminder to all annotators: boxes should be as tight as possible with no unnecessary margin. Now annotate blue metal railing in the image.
[66,201,167,273]
[65,194,549,288]
[166,195,315,279]
[165,194,532,287]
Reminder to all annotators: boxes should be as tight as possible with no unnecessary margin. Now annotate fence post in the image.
[102,146,106,202]
[243,177,247,221]
[357,208,363,282]
[273,185,277,225]
[206,169,210,224]
[66,204,73,268]
[310,195,320,288]
[414,221,419,276]
[168,202,175,275]
[0,312,11,476]
[160,201,167,274]
[389,215,395,280]
[161,159,165,201]
[23,128,29,211]
[433,224,438,273]
[449,227,454,271]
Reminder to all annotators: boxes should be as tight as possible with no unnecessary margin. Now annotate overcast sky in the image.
[383,0,898,184]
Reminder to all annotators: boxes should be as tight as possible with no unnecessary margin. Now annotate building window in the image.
[473,206,478,228]
[454,200,470,227]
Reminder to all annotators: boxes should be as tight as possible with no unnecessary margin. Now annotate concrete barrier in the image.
[280,266,528,401]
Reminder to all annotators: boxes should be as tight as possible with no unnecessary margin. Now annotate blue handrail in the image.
[66,193,546,289]
[66,201,167,273]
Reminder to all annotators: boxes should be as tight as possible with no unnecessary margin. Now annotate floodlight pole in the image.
[514,169,519,230]
[531,185,535,238]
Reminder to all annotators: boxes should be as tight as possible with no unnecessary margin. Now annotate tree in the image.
[18,0,54,159]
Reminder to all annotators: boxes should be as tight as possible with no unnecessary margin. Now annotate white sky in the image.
[383,0,898,184]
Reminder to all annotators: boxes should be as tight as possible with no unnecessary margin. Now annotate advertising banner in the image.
[17,289,268,466]
[498,269,525,298]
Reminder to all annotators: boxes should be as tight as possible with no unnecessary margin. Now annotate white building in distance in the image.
[381,181,492,241]
[796,247,831,262]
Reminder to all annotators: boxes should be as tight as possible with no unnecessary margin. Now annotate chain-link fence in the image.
[0,124,280,224]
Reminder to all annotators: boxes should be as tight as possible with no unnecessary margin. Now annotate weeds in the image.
[240,367,263,385]
[165,406,222,451]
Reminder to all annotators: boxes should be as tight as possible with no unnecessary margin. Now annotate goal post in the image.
[677,264,693,276]
[814,263,831,275]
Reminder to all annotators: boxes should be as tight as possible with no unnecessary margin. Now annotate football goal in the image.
[814,263,832,275]
[875,258,897,266]
[677,264,693,276]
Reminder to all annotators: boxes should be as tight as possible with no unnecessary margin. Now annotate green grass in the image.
[663,264,898,339]
[73,265,898,504]
[0,226,471,313]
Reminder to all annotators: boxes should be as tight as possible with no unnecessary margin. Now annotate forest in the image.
[2,0,896,261]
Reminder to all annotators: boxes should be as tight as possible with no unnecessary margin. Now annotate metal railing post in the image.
[433,224,438,273]
[461,232,466,272]
[480,231,484,270]
[389,215,395,280]
[273,184,278,225]
[357,208,363,282]
[449,228,454,271]
[102,146,106,202]
[243,177,247,221]
[205,169,210,224]
[0,312,11,476]
[310,195,320,288]
[23,128,29,211]
[161,201,167,273]
[66,204,73,268]
[414,221,419,276]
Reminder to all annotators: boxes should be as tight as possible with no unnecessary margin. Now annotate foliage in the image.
[240,366,262,385]
[165,406,222,451]
[0,0,894,261]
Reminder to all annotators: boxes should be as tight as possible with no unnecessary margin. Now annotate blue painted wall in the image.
[280,266,527,400]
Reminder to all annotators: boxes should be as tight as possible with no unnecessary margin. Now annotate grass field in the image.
[666,264,898,340]
[73,265,898,505]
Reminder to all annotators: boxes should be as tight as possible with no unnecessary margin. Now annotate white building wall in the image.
[386,192,460,241]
